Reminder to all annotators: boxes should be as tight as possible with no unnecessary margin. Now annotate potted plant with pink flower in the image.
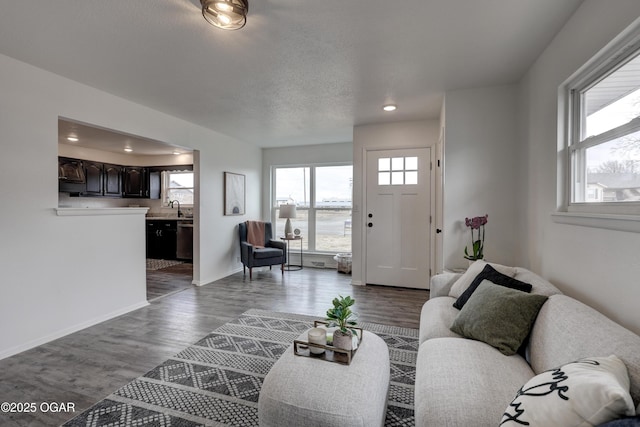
[464,214,488,261]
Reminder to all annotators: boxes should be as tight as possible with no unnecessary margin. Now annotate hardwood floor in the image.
[0,267,429,426]
[146,262,194,301]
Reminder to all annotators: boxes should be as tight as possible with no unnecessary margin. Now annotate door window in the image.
[378,156,418,186]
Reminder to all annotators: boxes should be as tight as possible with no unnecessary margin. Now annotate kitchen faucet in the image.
[169,200,182,217]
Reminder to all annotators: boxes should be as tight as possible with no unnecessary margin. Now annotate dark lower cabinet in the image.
[146,220,177,260]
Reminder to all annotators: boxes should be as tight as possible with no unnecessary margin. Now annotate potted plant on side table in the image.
[326,295,359,351]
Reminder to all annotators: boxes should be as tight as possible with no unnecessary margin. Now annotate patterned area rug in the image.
[63,309,419,427]
[146,259,184,271]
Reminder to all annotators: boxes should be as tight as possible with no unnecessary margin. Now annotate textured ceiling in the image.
[0,0,584,147]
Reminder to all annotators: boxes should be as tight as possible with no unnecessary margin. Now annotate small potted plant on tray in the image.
[326,295,358,351]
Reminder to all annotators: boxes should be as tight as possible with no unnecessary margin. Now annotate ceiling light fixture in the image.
[67,136,79,142]
[201,0,248,30]
[124,148,133,152]
[383,104,397,112]
[173,151,181,155]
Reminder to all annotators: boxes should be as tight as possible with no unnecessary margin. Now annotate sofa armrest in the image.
[430,273,462,298]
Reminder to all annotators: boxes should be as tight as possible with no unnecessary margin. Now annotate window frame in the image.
[561,22,640,219]
[161,170,194,207]
[271,162,353,254]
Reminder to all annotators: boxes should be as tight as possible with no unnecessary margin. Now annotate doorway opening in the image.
[57,118,196,300]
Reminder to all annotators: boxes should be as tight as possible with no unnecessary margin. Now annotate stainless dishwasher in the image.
[177,221,193,260]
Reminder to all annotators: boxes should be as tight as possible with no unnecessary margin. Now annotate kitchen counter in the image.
[145,216,193,221]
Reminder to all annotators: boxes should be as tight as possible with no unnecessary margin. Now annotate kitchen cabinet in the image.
[146,220,177,260]
[59,156,190,199]
[149,171,161,200]
[123,168,160,199]
[58,157,85,182]
[123,166,149,198]
[104,163,123,197]
[80,161,123,197]
[83,161,103,196]
[58,157,86,193]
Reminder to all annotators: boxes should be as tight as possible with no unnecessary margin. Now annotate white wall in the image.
[443,85,519,270]
[518,0,640,335]
[0,53,261,359]
[352,120,440,285]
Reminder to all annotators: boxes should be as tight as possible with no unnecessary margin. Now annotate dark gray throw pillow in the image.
[450,281,548,356]
[453,264,533,309]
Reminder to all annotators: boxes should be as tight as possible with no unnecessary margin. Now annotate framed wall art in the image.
[224,172,246,215]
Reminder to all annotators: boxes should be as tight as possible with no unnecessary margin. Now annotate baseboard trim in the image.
[193,267,244,286]
[0,300,149,361]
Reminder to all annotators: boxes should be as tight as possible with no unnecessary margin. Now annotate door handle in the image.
[436,228,442,234]
[368,222,373,228]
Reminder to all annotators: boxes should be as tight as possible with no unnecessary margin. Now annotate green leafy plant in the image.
[326,295,358,335]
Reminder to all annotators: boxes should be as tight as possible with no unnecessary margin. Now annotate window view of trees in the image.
[571,51,640,204]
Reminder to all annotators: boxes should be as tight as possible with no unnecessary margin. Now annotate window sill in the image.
[551,211,640,233]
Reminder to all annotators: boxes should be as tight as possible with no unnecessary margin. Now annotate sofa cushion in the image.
[529,294,640,407]
[415,337,534,427]
[430,273,462,298]
[453,264,533,309]
[419,297,461,345]
[449,260,517,298]
[512,267,562,297]
[501,355,636,426]
[450,281,548,356]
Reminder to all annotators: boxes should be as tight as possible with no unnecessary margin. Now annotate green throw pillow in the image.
[450,280,548,356]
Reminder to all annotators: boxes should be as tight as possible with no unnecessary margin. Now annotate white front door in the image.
[365,148,431,288]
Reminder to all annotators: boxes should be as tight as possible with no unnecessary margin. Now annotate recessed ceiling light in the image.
[67,136,79,142]
[383,104,397,112]
[173,151,181,155]
[124,148,133,152]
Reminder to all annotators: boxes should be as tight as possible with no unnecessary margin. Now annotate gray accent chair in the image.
[238,222,286,280]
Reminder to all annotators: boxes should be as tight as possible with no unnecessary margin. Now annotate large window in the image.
[567,42,640,212]
[273,164,352,253]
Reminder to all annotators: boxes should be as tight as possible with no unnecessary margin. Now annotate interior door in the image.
[365,148,431,288]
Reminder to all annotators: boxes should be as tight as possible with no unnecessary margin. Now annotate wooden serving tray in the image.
[293,321,363,365]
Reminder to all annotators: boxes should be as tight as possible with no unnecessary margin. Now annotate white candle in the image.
[308,328,326,355]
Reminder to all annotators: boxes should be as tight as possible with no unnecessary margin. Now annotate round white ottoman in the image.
[258,329,390,427]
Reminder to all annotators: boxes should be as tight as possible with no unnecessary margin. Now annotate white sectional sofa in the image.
[415,261,640,427]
